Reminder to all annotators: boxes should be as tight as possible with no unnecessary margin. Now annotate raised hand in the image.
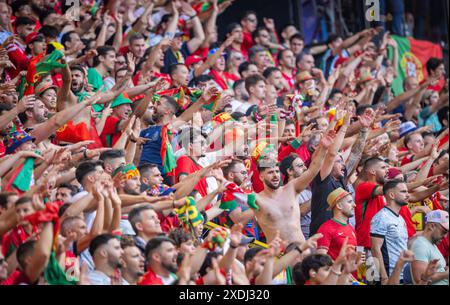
[126,52,136,74]
[358,108,376,128]
[320,129,337,149]
[17,95,36,113]
[263,17,276,32]
[229,223,243,248]
[300,233,323,252]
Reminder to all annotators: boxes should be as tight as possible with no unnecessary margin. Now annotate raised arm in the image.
[182,3,206,54]
[291,129,335,193]
[25,222,53,283]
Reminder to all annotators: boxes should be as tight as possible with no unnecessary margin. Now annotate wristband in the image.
[130,138,137,143]
[230,243,239,249]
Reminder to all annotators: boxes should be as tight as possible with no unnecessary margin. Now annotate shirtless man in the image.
[251,130,335,245]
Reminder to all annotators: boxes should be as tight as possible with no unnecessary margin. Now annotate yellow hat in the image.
[327,188,351,210]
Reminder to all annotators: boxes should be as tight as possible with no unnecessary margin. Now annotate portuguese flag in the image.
[388,35,443,96]
[193,0,229,14]
[160,124,176,176]
[24,49,66,96]
[153,86,220,112]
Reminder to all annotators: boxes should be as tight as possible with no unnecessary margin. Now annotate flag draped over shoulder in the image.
[24,50,66,96]
[24,202,77,285]
[388,35,443,96]
[160,124,176,176]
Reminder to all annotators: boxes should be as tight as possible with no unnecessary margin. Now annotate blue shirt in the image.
[139,125,163,173]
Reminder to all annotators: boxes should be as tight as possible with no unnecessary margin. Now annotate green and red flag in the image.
[25,201,77,285]
[388,35,443,96]
[220,182,259,211]
[160,124,177,176]
[24,49,66,96]
[193,0,229,14]
[153,86,219,112]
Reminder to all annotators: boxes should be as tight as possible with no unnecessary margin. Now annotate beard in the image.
[394,199,408,207]
[124,184,140,195]
[376,176,386,185]
[162,261,178,273]
[264,179,281,190]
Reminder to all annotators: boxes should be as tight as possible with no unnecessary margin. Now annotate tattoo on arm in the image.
[346,128,369,175]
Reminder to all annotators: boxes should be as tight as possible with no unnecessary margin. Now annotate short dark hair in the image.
[168,228,192,247]
[198,251,220,277]
[244,247,264,265]
[168,63,187,78]
[0,192,17,209]
[329,89,343,100]
[327,34,341,45]
[57,183,78,196]
[241,10,257,21]
[277,48,293,63]
[238,61,252,76]
[61,31,77,47]
[93,45,116,67]
[363,157,384,172]
[426,57,444,75]
[99,149,125,163]
[245,74,265,93]
[178,127,203,150]
[160,95,179,113]
[252,26,269,41]
[0,103,13,114]
[295,51,311,67]
[138,163,159,177]
[15,196,32,207]
[383,179,404,195]
[289,33,304,43]
[233,79,245,91]
[89,234,118,257]
[279,153,299,184]
[70,64,86,76]
[128,205,154,234]
[144,236,176,261]
[75,160,104,185]
[39,25,59,39]
[222,159,244,177]
[263,67,280,79]
[17,240,36,269]
[226,22,241,36]
[292,254,333,285]
[15,16,36,27]
[190,75,214,87]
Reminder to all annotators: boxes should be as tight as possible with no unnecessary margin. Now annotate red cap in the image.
[387,168,403,180]
[185,55,204,67]
[25,32,39,45]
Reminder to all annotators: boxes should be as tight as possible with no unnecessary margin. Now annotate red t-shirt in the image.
[437,234,449,265]
[249,158,264,193]
[242,31,254,53]
[317,218,357,260]
[1,269,32,285]
[100,116,122,147]
[175,156,208,197]
[354,182,386,248]
[399,205,417,238]
[0,140,5,158]
[281,71,295,90]
[278,142,312,167]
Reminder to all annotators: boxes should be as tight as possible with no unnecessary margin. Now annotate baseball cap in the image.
[25,32,43,45]
[425,210,449,231]
[399,121,417,138]
[3,130,35,154]
[185,55,205,67]
[174,31,184,38]
[387,168,403,180]
[327,187,351,210]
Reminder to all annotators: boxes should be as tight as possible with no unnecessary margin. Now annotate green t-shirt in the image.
[410,236,448,285]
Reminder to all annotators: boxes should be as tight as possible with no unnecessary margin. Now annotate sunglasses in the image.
[0,258,5,265]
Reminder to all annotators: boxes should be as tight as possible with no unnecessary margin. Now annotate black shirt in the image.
[309,170,348,235]
[162,43,191,74]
